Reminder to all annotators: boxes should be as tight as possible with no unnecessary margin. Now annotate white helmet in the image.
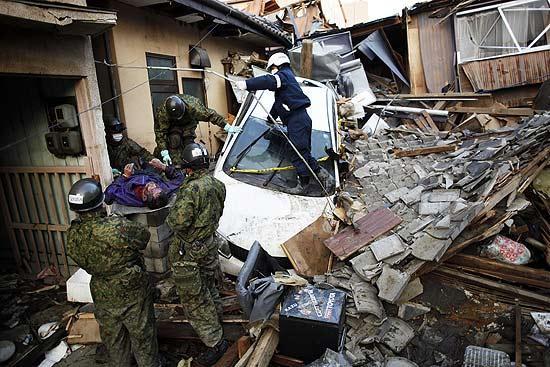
[267,52,290,69]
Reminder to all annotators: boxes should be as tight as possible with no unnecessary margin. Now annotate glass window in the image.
[146,53,179,115]
[182,77,206,105]
[146,54,177,81]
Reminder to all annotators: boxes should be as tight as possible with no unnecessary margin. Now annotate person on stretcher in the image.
[104,159,185,209]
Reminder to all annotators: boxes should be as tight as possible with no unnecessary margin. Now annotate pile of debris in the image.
[310,112,550,364]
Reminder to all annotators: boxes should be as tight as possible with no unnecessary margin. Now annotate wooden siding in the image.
[460,49,550,92]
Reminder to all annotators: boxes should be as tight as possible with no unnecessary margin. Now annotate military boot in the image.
[196,339,229,366]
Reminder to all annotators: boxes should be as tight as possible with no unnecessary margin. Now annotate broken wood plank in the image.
[281,216,334,276]
[422,110,440,132]
[246,326,279,367]
[214,342,239,367]
[156,317,245,342]
[324,207,402,260]
[435,266,550,306]
[272,354,305,366]
[445,263,550,289]
[447,106,534,116]
[448,254,550,287]
[237,335,252,359]
[392,144,457,158]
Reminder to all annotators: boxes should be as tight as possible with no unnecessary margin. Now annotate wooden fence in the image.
[0,164,90,278]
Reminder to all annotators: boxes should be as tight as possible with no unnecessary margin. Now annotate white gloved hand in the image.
[160,150,172,165]
[235,81,247,91]
[224,124,243,134]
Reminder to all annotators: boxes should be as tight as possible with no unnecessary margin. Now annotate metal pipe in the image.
[368,105,449,117]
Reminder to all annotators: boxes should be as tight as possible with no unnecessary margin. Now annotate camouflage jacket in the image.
[107,137,154,171]
[67,211,150,277]
[166,169,226,245]
[153,94,226,156]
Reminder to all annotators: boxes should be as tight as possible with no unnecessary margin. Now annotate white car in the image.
[214,77,340,276]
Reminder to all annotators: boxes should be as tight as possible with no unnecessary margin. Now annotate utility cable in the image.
[0,23,220,153]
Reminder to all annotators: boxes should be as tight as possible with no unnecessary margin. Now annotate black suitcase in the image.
[279,286,346,362]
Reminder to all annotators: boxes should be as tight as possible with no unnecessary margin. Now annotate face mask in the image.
[112,133,123,142]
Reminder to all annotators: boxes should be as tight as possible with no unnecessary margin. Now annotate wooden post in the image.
[246,326,279,367]
[406,13,428,95]
[300,39,313,79]
[515,301,522,367]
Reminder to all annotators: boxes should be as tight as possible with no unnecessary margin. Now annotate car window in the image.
[222,86,335,197]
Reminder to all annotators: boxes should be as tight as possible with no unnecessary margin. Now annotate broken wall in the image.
[107,0,261,152]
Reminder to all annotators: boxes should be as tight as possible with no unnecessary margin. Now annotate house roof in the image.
[0,0,117,35]
[120,0,292,47]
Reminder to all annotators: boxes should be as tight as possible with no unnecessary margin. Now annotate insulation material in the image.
[357,30,410,86]
[338,59,376,104]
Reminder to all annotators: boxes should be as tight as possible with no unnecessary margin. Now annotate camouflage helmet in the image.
[165,95,186,120]
[181,142,209,169]
[68,178,104,212]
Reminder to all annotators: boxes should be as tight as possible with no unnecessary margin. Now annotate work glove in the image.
[235,80,247,91]
[224,124,243,135]
[160,150,172,165]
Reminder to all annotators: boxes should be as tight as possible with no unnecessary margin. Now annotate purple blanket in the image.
[104,168,185,207]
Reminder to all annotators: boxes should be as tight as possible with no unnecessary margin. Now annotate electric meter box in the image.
[60,131,83,155]
[45,132,63,156]
[53,104,79,128]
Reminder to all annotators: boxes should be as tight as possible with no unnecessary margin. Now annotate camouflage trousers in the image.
[91,266,159,367]
[169,234,223,347]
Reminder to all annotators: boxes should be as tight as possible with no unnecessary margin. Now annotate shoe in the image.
[196,339,229,366]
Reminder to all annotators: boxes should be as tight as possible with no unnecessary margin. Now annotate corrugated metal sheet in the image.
[460,49,550,92]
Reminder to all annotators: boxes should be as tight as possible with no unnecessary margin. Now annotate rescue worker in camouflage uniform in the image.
[166,142,229,365]
[66,178,159,367]
[154,94,241,166]
[105,116,154,172]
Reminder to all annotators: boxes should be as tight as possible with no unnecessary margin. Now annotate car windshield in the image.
[222,84,335,196]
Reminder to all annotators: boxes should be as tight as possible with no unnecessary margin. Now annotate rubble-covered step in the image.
[148,223,172,242]
[144,256,169,274]
[143,237,171,259]
[127,207,170,227]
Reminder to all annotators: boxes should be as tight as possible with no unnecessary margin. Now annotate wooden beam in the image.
[75,77,113,189]
[300,39,313,79]
[448,254,550,287]
[392,144,457,158]
[213,342,239,367]
[406,13,428,95]
[447,106,534,116]
[435,266,550,306]
[515,302,522,367]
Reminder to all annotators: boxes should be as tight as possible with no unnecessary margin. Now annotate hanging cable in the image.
[0,23,220,153]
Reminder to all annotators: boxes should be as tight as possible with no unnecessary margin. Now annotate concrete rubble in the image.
[313,113,550,365]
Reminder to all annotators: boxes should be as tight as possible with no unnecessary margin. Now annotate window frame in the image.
[454,0,550,63]
[146,52,179,114]
[181,76,207,106]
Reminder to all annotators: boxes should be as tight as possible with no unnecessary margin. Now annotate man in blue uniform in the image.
[236,52,333,195]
